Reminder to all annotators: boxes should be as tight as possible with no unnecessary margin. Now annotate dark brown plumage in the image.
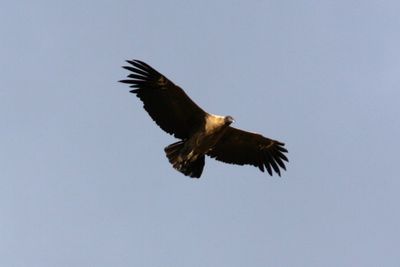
[120,60,288,178]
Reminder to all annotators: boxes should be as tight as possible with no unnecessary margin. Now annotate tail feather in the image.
[164,141,205,178]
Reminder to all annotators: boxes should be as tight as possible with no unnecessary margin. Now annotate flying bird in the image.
[119,60,288,178]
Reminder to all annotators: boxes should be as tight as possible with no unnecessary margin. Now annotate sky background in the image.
[1,0,400,266]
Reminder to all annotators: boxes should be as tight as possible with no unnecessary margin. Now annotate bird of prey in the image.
[119,60,288,178]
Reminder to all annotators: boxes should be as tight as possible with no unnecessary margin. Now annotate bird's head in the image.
[225,115,235,125]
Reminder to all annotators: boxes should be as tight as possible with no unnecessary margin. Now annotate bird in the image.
[119,60,288,178]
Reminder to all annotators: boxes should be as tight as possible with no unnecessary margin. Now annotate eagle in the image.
[120,60,288,178]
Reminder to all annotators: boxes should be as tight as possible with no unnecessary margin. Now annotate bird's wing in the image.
[207,126,288,176]
[120,60,207,139]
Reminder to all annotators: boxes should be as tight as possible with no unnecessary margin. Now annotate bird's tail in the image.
[164,141,205,178]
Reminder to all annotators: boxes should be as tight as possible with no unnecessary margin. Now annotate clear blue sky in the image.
[1,1,399,266]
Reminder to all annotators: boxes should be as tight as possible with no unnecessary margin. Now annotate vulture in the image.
[119,60,288,178]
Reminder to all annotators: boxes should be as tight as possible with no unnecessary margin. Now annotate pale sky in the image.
[1,1,400,266]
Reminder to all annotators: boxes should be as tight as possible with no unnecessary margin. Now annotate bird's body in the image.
[120,60,288,178]
[164,114,233,177]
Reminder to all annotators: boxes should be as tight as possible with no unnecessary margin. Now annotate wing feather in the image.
[207,127,288,176]
[120,60,206,139]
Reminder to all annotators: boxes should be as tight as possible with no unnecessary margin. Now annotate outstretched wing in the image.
[207,127,288,176]
[119,60,207,139]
